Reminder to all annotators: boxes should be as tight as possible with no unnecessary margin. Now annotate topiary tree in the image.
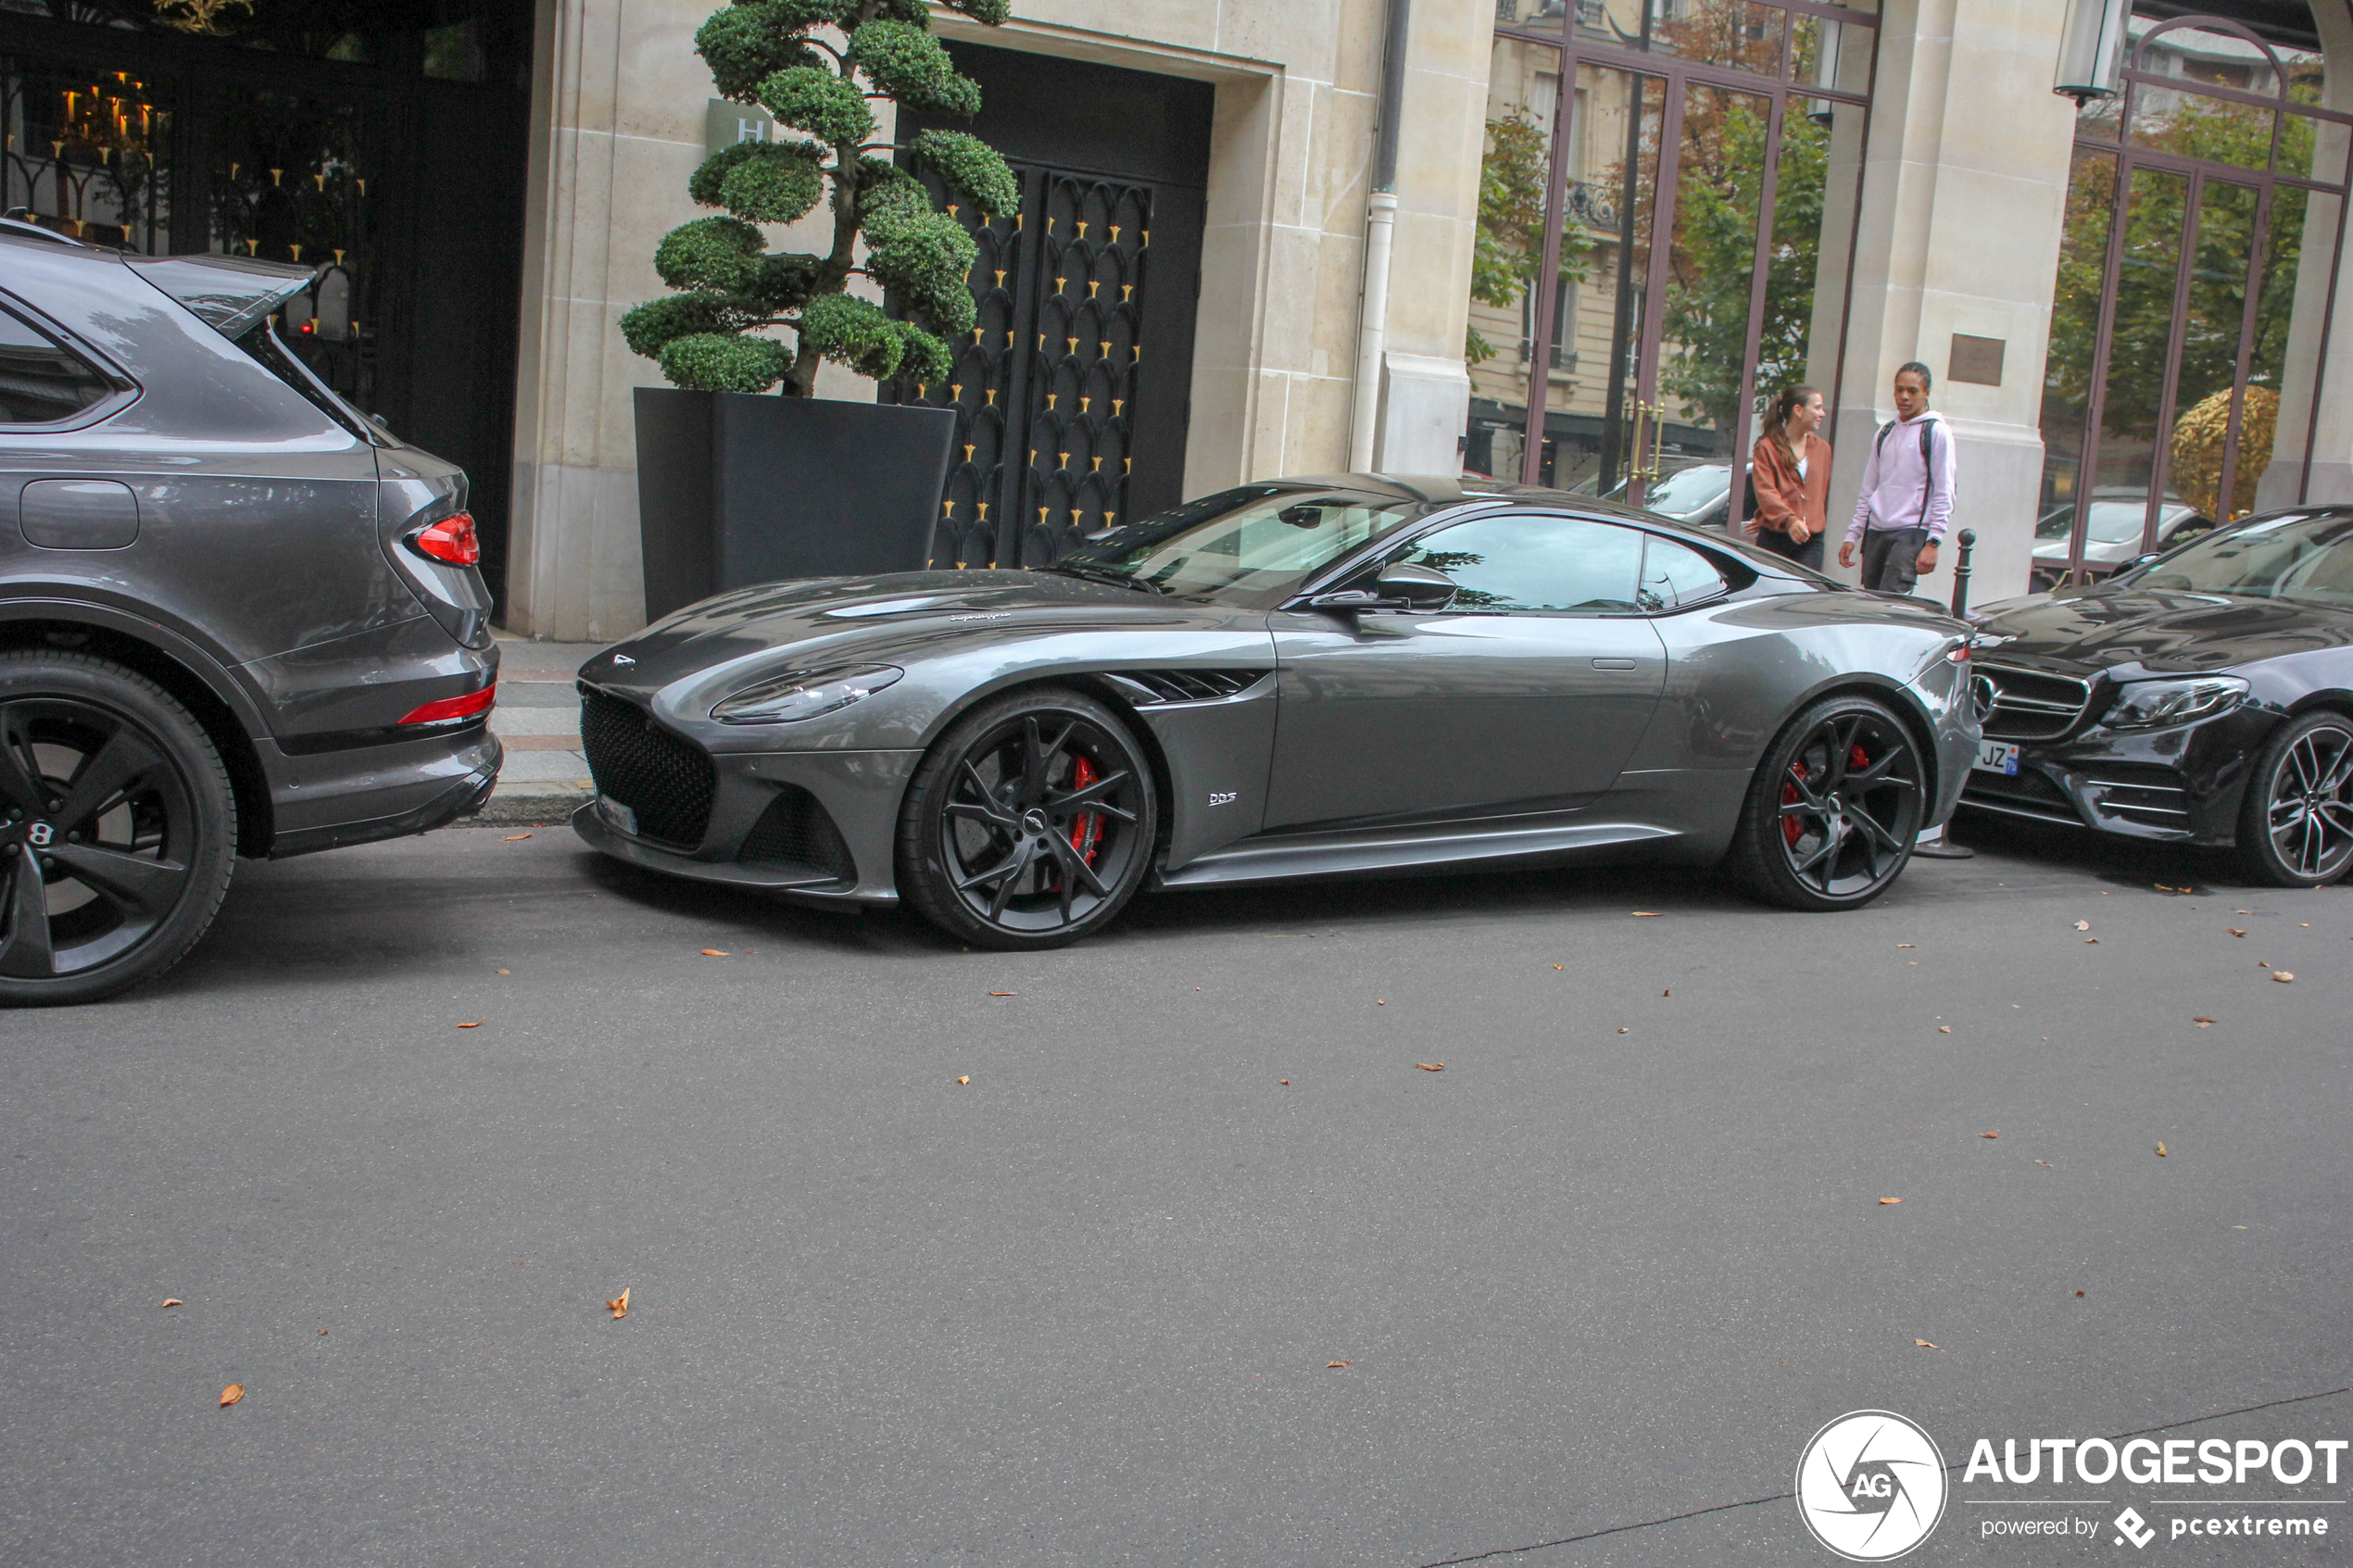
[623,0,1019,399]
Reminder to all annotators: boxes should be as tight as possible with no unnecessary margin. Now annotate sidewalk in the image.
[470,636,607,824]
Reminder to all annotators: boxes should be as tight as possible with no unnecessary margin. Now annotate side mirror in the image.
[1375,561,1459,612]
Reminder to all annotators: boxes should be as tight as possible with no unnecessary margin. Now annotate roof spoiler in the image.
[126,253,321,340]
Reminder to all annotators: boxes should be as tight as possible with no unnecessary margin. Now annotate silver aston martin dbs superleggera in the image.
[573,476,1980,948]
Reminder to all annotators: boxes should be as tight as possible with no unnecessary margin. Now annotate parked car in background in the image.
[0,219,500,1004]
[1579,460,1750,533]
[2029,491,2212,590]
[573,476,1977,950]
[1964,507,2353,886]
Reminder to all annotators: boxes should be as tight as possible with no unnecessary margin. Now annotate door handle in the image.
[1592,658,1639,671]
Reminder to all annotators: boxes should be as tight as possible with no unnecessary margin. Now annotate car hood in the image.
[578,570,1239,694]
[1970,588,2353,676]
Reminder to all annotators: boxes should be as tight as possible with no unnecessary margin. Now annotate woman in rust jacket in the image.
[1748,383,1831,570]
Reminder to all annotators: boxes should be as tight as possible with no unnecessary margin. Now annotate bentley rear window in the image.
[0,307,111,425]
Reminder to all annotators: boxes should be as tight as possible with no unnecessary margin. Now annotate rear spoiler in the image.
[126,253,320,339]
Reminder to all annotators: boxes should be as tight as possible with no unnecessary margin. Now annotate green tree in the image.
[622,0,1018,397]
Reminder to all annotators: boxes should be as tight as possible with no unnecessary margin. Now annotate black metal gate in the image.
[888,42,1209,571]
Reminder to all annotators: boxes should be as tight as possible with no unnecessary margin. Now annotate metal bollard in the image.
[1949,527,1977,619]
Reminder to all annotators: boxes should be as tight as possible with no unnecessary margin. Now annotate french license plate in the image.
[598,794,638,835]
[1974,740,2021,776]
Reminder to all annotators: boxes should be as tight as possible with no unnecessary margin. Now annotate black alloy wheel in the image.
[2237,710,2353,886]
[0,651,236,1006]
[897,686,1158,950]
[1730,694,1924,911]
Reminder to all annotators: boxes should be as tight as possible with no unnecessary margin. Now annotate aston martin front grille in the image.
[579,689,715,849]
[1103,669,1269,704]
[1976,664,2095,741]
[739,784,855,882]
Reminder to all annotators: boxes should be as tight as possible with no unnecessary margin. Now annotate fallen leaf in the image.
[1632,910,1663,917]
[2075,920,2091,931]
[1327,1361,1353,1369]
[1980,1131,1999,1139]
[1896,943,1914,948]
[1376,999,1386,1006]
[2227,929,2246,936]
[1278,1079,1290,1085]
[2075,1290,2085,1297]
[2036,1160,2053,1167]
[607,1287,630,1319]
[457,1021,482,1029]
[988,990,1014,997]
[2156,1142,2168,1157]
[504,833,532,841]
[496,969,510,975]
[2259,960,2271,967]
[1662,988,1670,997]
[1914,1339,1939,1349]
[1938,1025,1951,1034]
[2236,909,2252,914]
[1617,1027,1629,1034]
[1879,1197,1903,1205]
[955,1075,970,1085]
[219,1385,243,1407]
[319,1329,327,1335]
[1416,1062,1445,1072]
[2193,1017,2214,1027]
[161,1298,183,1308]
[1554,963,1564,970]
[2273,972,2295,983]
[701,948,730,957]
[2157,884,2176,892]
[2085,937,2099,944]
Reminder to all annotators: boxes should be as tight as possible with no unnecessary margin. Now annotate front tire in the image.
[896,686,1159,950]
[2236,710,2353,887]
[1728,693,1924,911]
[0,651,237,1006]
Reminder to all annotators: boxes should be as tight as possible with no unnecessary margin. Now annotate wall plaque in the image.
[1949,332,2006,386]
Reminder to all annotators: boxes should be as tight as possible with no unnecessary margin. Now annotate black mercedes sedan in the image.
[1962,507,2353,885]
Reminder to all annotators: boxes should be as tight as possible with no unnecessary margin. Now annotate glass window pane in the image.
[2131,17,2321,101]
[2128,80,2273,174]
[2277,107,2350,184]
[2094,167,2191,502]
[2040,148,2117,530]
[1793,11,1874,106]
[1393,514,1645,613]
[1577,1,1787,78]
[1466,31,1566,481]
[2160,179,2261,525]
[1660,83,1776,482]
[1639,533,1729,608]
[0,55,174,253]
[0,310,113,425]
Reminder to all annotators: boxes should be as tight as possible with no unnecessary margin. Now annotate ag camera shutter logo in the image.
[1795,1411,1948,1561]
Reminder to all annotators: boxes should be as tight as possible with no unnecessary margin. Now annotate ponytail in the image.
[1760,383,1818,467]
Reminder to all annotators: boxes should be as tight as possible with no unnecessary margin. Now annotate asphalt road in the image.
[3,813,2347,1566]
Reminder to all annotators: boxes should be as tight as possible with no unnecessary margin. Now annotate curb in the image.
[460,787,592,826]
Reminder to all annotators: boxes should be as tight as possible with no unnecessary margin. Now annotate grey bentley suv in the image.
[0,218,500,1003]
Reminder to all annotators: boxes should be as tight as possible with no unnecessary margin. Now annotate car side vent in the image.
[1104,670,1269,705]
[738,784,856,884]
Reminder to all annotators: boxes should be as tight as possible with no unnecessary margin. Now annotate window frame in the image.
[0,291,141,434]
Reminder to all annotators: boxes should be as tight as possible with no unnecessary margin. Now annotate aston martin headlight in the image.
[710,664,902,724]
[2103,675,2247,730]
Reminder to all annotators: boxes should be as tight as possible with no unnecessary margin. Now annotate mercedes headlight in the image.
[2102,675,2246,730]
[710,664,903,723]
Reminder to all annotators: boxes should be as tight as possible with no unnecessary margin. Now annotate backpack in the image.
[1873,417,1938,526]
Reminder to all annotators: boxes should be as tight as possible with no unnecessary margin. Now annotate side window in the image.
[0,307,113,426]
[1390,514,1644,613]
[1638,533,1730,611]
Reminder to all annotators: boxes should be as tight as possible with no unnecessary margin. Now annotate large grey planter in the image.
[632,388,956,622]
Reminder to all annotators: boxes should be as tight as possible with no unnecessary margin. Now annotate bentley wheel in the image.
[897,686,1158,950]
[1730,694,1924,912]
[2236,711,2353,887]
[0,651,237,1006]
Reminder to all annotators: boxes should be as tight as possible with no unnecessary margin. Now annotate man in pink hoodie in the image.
[1837,362,1956,596]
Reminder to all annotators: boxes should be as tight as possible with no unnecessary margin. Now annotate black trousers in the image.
[1859,526,1928,595]
[1755,529,1825,571]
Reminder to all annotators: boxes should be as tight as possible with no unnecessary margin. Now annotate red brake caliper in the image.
[1068,755,1103,865]
[1781,760,1807,847]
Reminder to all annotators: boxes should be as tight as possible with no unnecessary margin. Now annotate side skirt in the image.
[1153,810,1686,891]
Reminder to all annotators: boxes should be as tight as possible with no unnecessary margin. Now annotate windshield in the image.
[2121,512,2353,608]
[2037,500,2185,545]
[1049,486,1421,599]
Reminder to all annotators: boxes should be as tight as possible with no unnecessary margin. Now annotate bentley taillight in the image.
[397,684,496,725]
[408,512,480,567]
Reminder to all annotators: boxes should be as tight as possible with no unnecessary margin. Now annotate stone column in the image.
[1829,0,2077,605]
[2259,0,2353,510]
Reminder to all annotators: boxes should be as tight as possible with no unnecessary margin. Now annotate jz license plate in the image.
[598,794,638,835]
[1973,740,2021,776]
